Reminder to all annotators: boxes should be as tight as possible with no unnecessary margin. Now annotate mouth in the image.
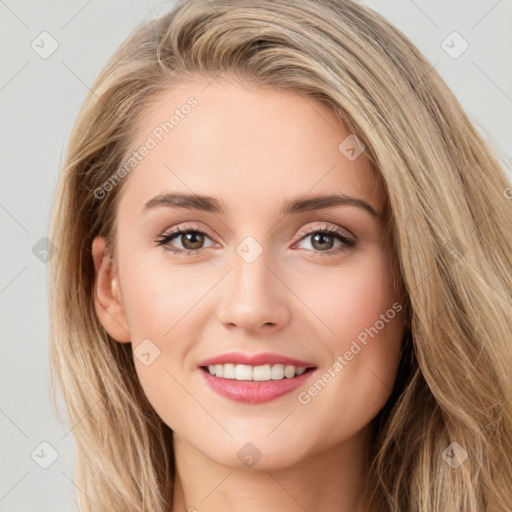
[198,364,318,404]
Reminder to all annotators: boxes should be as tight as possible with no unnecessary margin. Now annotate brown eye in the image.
[310,232,335,251]
[180,231,205,250]
[155,226,215,254]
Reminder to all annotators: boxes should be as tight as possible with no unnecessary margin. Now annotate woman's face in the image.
[93,78,406,470]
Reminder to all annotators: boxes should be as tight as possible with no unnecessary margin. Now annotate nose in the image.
[216,249,291,333]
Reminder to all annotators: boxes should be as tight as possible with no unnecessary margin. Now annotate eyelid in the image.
[295,223,355,242]
[157,222,219,241]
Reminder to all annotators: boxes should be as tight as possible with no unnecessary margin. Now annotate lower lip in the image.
[199,367,317,404]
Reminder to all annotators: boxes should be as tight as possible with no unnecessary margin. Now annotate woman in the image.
[48,0,512,510]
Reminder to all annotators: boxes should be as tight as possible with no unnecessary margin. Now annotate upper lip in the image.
[198,351,316,368]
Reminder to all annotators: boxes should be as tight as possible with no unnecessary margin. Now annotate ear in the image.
[91,236,131,343]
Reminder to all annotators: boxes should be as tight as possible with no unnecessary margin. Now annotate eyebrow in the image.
[141,192,380,218]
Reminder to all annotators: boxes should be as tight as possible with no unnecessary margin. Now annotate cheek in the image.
[118,248,204,339]
[117,249,218,392]
[296,247,404,422]
[301,246,402,343]
[117,252,209,421]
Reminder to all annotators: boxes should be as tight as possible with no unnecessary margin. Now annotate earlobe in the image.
[91,236,131,343]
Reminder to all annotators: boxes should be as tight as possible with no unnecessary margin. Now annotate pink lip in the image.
[197,351,318,404]
[197,351,315,368]
[199,367,317,404]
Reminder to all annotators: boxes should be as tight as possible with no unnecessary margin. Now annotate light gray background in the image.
[1,1,511,510]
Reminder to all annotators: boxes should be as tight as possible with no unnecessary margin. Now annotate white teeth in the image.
[214,364,223,377]
[205,363,309,381]
[253,364,271,381]
[235,364,252,381]
[284,365,295,378]
[271,364,284,379]
[223,363,236,379]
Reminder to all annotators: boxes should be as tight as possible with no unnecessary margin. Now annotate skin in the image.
[92,77,406,512]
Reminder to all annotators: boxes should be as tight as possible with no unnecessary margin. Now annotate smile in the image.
[199,364,317,404]
[204,363,308,380]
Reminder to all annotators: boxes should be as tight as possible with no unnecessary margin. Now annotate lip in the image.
[199,366,318,404]
[197,351,315,368]
[197,351,318,404]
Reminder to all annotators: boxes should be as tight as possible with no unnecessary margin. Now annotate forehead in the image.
[118,78,385,217]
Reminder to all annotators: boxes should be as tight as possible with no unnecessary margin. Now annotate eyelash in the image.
[154,224,357,258]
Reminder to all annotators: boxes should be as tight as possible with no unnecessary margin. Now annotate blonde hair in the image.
[48,0,512,510]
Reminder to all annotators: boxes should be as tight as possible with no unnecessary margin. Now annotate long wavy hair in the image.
[48,0,512,510]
